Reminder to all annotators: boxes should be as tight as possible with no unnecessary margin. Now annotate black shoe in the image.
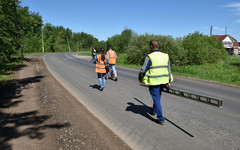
[100,86,103,91]
[114,77,118,81]
[156,120,164,125]
[111,72,114,78]
[149,108,156,116]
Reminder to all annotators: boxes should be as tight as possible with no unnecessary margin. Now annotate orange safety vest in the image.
[95,54,107,73]
[107,50,117,64]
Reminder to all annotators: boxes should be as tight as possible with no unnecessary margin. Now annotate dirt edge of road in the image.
[0,54,132,150]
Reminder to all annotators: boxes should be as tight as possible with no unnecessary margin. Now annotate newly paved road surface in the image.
[44,52,240,150]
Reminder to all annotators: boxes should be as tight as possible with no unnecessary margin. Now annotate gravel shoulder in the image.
[0,54,131,150]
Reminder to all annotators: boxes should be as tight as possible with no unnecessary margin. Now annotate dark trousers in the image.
[149,85,165,121]
[92,55,95,60]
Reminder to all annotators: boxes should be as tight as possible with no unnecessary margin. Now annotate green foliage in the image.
[78,52,91,56]
[54,30,68,52]
[115,53,142,69]
[0,0,99,65]
[42,26,98,52]
[119,28,133,53]
[1,1,236,86]
[0,57,23,95]
[106,28,133,53]
[125,32,228,67]
[0,0,43,64]
[182,32,228,65]
[172,56,240,85]
[93,40,107,52]
[72,32,98,51]
[106,34,121,52]
[22,33,41,53]
[126,33,152,65]
[0,0,19,63]
[126,33,181,66]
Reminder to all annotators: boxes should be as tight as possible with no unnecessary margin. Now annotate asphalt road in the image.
[44,52,240,150]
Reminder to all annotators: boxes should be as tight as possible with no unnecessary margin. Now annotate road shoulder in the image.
[0,54,131,150]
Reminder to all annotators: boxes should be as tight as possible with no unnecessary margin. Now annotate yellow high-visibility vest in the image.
[142,52,173,86]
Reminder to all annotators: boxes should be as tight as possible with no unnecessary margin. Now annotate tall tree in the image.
[17,6,42,54]
[54,29,68,52]
[0,0,19,63]
[119,28,132,53]
[106,28,133,53]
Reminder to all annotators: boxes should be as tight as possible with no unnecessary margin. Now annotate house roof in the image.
[212,35,239,47]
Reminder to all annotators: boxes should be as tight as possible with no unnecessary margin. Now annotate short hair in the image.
[108,45,112,49]
[149,40,159,48]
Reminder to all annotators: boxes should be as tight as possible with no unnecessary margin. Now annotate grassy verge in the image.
[24,52,45,55]
[78,51,91,56]
[117,54,240,86]
[172,56,240,85]
[73,52,240,86]
[0,58,24,98]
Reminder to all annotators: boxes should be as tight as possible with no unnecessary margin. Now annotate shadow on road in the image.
[0,75,70,149]
[1,76,44,108]
[89,84,101,90]
[129,97,194,137]
[125,102,156,122]
[0,111,70,149]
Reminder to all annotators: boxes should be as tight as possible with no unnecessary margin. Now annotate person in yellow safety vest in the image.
[106,45,118,81]
[93,47,108,91]
[138,40,173,125]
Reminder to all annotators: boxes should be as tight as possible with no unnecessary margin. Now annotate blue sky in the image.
[21,0,240,42]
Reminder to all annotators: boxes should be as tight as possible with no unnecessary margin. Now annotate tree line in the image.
[105,31,228,66]
[0,0,99,66]
[1,0,229,68]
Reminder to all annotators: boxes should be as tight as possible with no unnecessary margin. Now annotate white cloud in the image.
[224,2,240,8]
[235,19,240,23]
[203,26,226,31]
[213,26,225,31]
[223,2,240,15]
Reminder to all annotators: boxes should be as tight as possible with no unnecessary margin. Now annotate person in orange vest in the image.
[93,47,108,91]
[106,45,118,81]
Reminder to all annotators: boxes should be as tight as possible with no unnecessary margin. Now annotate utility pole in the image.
[41,24,44,53]
[77,35,79,51]
[210,25,212,36]
[81,41,82,51]
[66,35,71,52]
[225,27,227,35]
[80,38,82,51]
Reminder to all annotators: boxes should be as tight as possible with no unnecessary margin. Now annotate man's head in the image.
[108,45,112,50]
[149,40,159,50]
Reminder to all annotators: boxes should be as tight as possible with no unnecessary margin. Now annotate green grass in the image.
[172,56,240,85]
[106,53,240,86]
[0,58,24,98]
[85,52,240,85]
[78,51,91,56]
[24,52,50,55]
[0,58,24,81]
